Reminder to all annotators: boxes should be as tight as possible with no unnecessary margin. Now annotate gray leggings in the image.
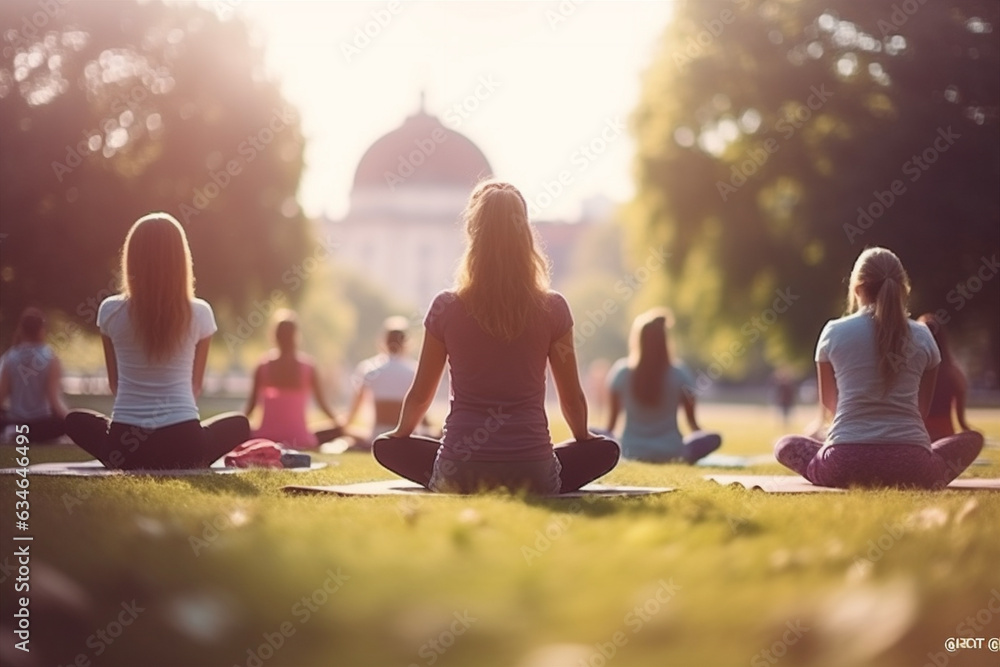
[373,434,620,494]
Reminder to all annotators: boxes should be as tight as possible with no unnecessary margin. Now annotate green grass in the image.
[2,406,999,667]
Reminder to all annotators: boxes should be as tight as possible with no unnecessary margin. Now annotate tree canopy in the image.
[0,0,311,346]
[631,0,999,381]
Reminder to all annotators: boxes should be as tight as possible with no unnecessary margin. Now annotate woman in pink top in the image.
[244,311,343,449]
[373,180,620,494]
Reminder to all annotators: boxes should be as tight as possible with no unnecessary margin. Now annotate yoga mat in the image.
[694,453,775,468]
[282,479,673,498]
[705,474,1000,493]
[0,459,329,477]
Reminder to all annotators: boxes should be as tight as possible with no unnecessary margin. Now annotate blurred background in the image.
[1,0,997,417]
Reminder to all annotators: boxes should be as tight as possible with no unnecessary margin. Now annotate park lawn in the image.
[2,407,999,667]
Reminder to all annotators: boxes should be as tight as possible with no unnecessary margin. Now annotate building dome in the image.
[352,110,492,191]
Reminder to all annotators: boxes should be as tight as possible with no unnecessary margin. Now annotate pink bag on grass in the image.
[224,438,284,469]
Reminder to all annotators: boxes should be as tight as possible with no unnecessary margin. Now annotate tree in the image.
[631,0,999,381]
[0,0,311,347]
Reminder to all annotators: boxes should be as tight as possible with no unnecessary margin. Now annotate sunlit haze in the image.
[231,1,675,221]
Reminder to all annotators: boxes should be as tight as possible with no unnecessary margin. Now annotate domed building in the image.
[323,102,601,313]
[323,104,493,310]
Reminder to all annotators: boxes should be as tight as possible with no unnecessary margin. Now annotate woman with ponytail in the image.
[65,213,249,469]
[605,309,721,463]
[774,247,982,488]
[373,180,620,494]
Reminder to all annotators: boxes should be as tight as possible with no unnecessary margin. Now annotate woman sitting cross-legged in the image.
[244,310,344,450]
[373,180,620,494]
[774,247,983,489]
[65,213,249,469]
[606,309,721,464]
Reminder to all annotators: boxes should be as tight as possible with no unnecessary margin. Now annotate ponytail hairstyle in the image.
[120,213,194,362]
[629,308,674,406]
[454,180,552,341]
[847,247,911,391]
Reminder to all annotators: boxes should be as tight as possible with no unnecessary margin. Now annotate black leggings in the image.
[1,412,65,443]
[373,435,621,494]
[65,409,249,470]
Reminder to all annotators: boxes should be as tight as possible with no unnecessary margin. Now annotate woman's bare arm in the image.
[817,361,837,415]
[548,330,594,442]
[192,337,210,399]
[102,335,118,396]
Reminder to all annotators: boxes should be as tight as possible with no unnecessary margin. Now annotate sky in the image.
[229,1,676,221]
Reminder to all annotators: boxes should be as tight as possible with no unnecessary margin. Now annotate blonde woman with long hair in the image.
[374,181,620,493]
[65,213,249,469]
[774,247,983,488]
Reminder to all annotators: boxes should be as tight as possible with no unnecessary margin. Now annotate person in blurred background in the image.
[344,316,421,450]
[917,312,974,440]
[373,180,619,494]
[605,309,721,464]
[64,213,249,469]
[245,310,343,450]
[0,307,68,443]
[774,247,982,488]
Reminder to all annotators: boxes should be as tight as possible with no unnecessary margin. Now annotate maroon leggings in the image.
[373,435,621,494]
[774,431,984,489]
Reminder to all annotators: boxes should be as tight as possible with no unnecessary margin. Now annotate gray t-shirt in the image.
[98,295,217,428]
[817,309,940,446]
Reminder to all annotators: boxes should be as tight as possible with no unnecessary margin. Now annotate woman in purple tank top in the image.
[373,180,620,494]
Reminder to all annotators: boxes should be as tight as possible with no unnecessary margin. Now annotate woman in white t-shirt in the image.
[774,247,983,488]
[65,213,249,469]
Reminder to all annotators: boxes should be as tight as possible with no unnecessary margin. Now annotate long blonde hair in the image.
[454,180,551,340]
[847,247,911,390]
[120,213,194,361]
